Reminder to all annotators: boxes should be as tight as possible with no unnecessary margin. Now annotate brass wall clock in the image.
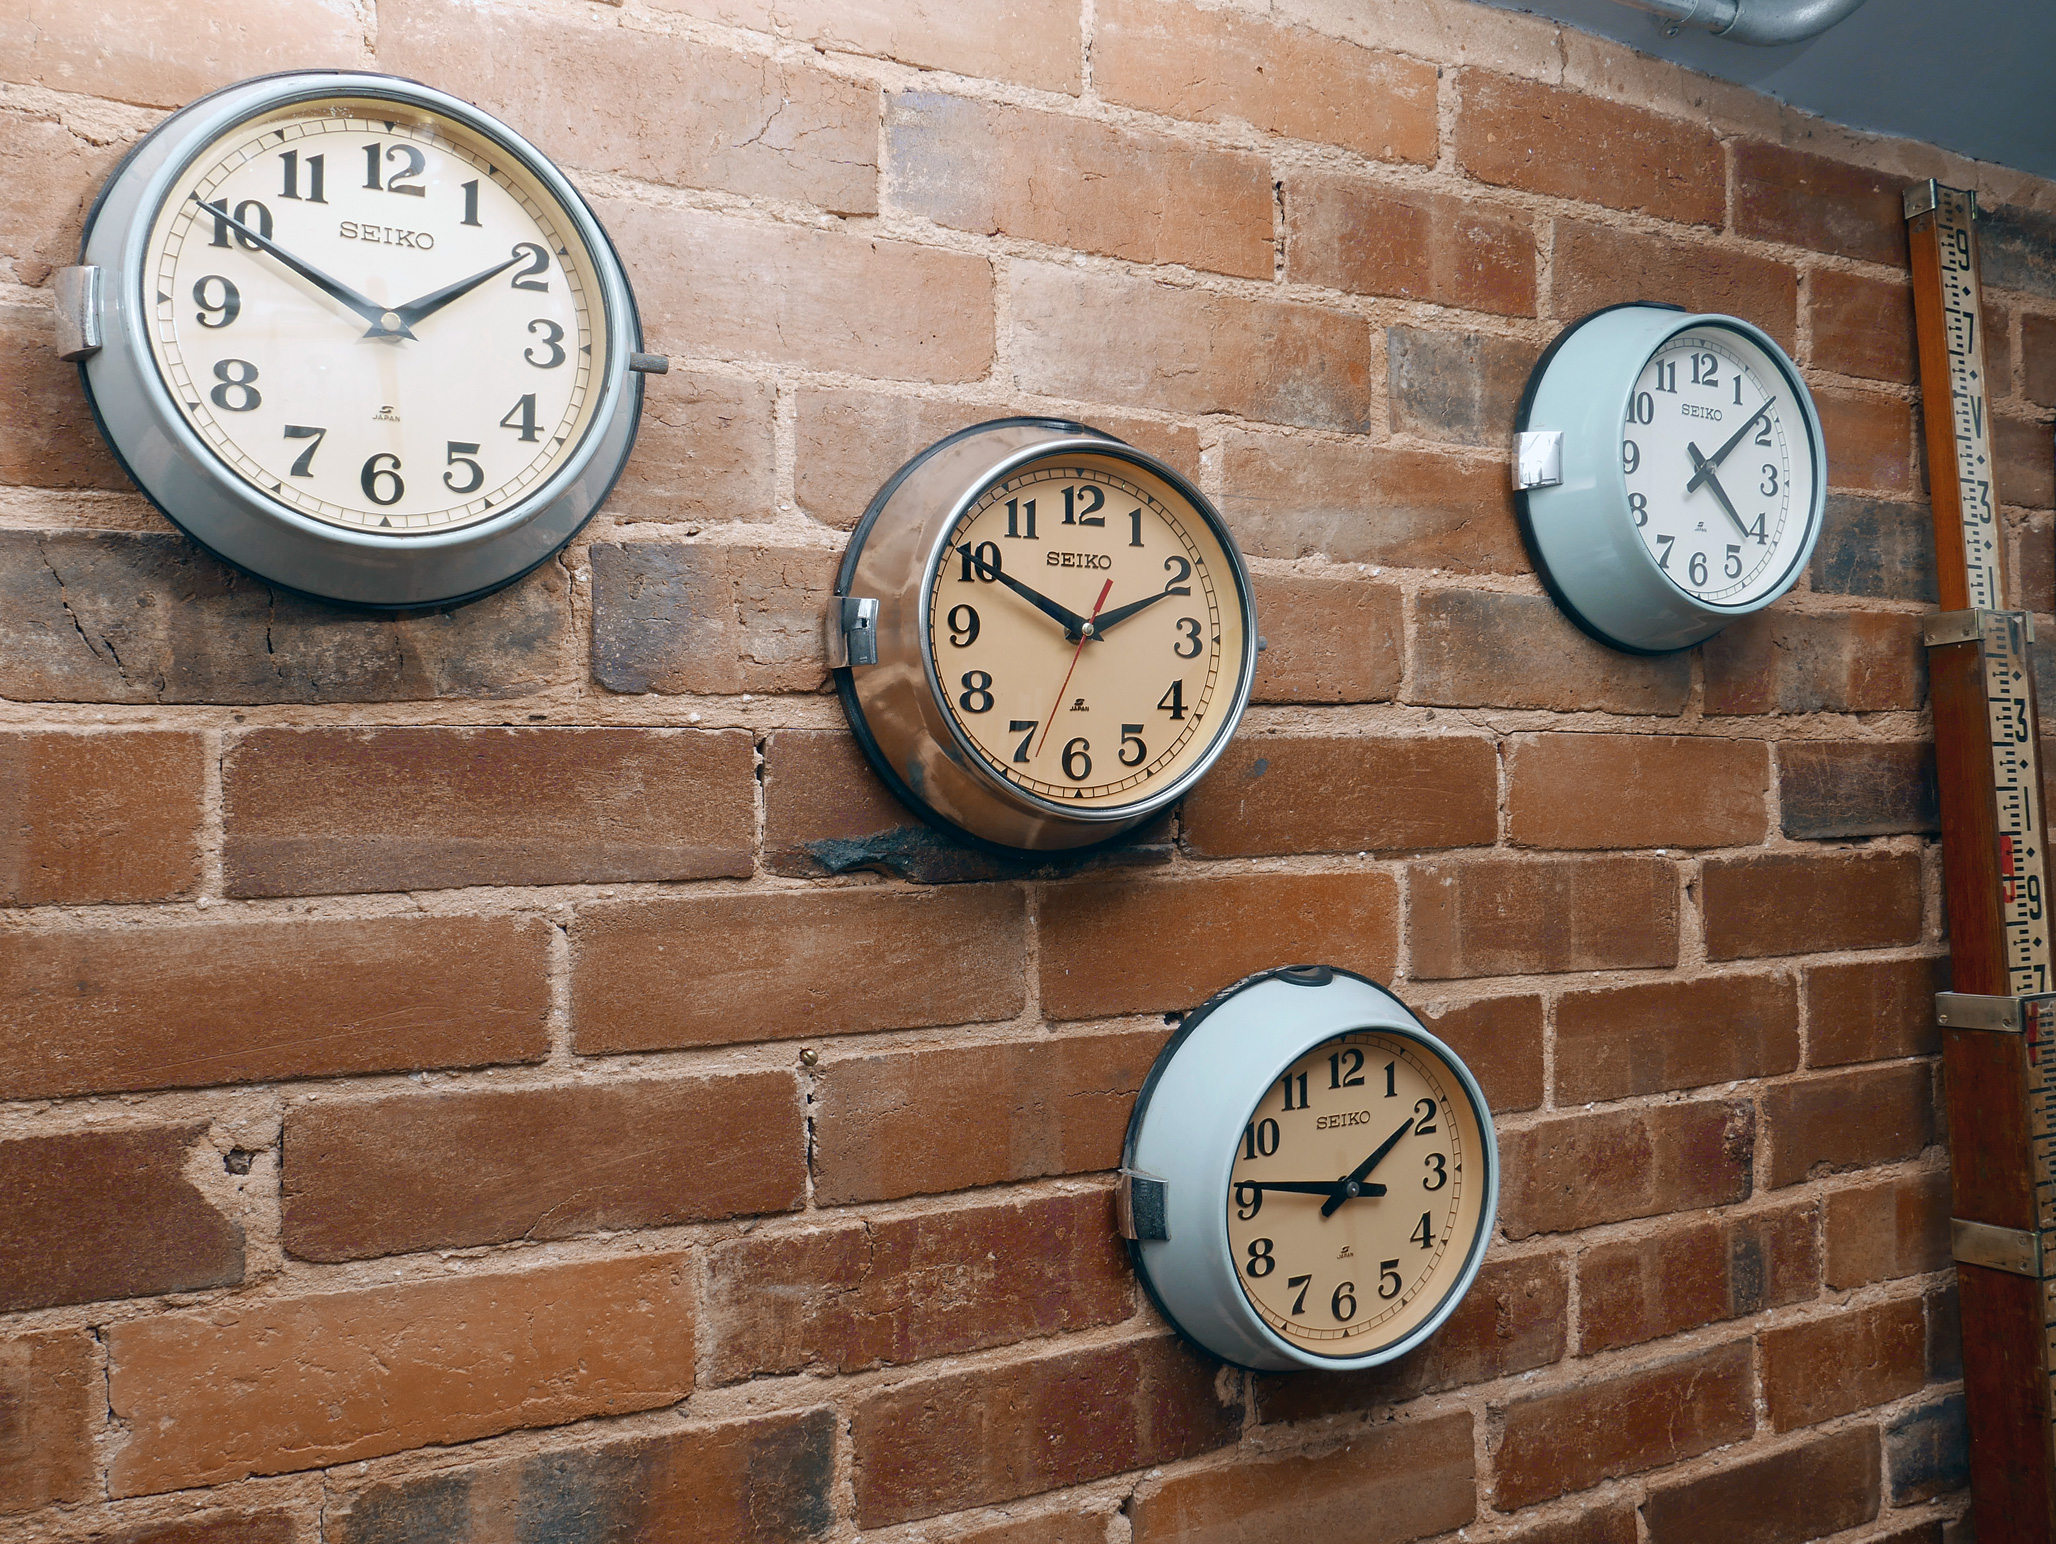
[828,419,1258,852]
[58,71,664,608]
[1120,966,1499,1371]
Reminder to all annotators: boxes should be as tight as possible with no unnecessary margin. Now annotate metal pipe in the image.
[1603,0,1869,44]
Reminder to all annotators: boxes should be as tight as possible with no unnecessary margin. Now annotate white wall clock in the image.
[828,419,1258,853]
[1514,302,1826,654]
[1120,966,1499,1372]
[58,71,666,609]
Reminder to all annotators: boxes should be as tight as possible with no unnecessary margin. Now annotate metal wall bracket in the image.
[1921,608,2033,649]
[53,266,102,361]
[1953,1218,2042,1277]
[1937,991,2029,1033]
[1905,180,1976,221]
[1514,430,1563,491]
[823,595,879,668]
[1117,1169,1170,1241]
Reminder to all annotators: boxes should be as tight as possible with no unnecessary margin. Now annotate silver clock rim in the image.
[76,69,640,609]
[914,437,1258,826]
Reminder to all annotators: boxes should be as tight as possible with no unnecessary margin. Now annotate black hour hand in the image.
[382,252,525,334]
[1089,587,1179,637]
[1241,1179,1388,1198]
[1321,1117,1414,1217]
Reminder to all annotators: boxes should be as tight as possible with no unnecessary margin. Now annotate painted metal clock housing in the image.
[1120,966,1499,1372]
[1515,303,1826,653]
[62,70,653,608]
[829,419,1258,853]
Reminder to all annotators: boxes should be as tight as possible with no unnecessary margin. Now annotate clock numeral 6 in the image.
[1331,1281,1357,1322]
[360,453,404,508]
[209,359,261,412]
[1062,738,1092,782]
[1688,551,1709,586]
[443,442,484,495]
[1244,1238,1275,1278]
[193,275,240,329]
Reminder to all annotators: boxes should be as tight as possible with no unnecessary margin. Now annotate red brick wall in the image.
[3,0,2053,1538]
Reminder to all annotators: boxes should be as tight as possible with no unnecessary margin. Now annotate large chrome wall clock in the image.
[1514,302,1825,654]
[1120,966,1498,1372]
[58,71,665,608]
[828,419,1258,852]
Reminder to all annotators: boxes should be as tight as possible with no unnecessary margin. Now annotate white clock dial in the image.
[1621,327,1814,607]
[142,97,605,534]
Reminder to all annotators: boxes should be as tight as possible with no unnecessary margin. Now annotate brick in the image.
[655,0,1082,93]
[1765,1062,1936,1188]
[1458,73,1722,226]
[927,1514,1107,1544]
[1182,735,1497,857]
[1806,955,1945,1067]
[1409,855,1678,979]
[1500,1099,1754,1239]
[599,197,992,382]
[1253,1253,1565,1424]
[381,0,875,213]
[0,529,567,706]
[811,1029,1162,1204]
[1825,1167,1950,1289]
[1763,1297,1925,1430]
[0,0,365,109]
[0,916,548,1099]
[589,540,836,696]
[1808,495,1937,601]
[2024,314,2056,407]
[1702,850,1924,960]
[1579,1200,1818,1354]
[609,373,775,523]
[1413,590,1694,715]
[1248,571,1404,704]
[0,1126,242,1312]
[1811,268,1917,384]
[1130,1410,1475,1544]
[1386,326,1538,448]
[1094,0,1436,163]
[284,1072,805,1262]
[1734,141,1910,268]
[793,387,1201,532]
[0,731,203,904]
[330,1408,833,1544]
[1219,432,1523,571]
[1990,305,2019,405]
[107,1254,694,1496]
[1927,1280,1962,1381]
[1984,203,2056,302]
[1552,220,1799,352]
[97,1515,300,1544]
[221,727,754,896]
[0,106,126,289]
[1886,1393,1968,1505]
[1642,1426,1881,1544]
[1494,1509,1638,1544]
[1703,609,1926,715]
[0,1330,96,1515]
[573,886,1026,1053]
[0,303,131,488]
[890,92,1270,278]
[1039,871,1399,1018]
[851,1335,1238,1526]
[704,1189,1130,1382]
[1996,411,2056,509]
[2017,514,2054,612]
[764,727,968,880]
[1010,263,1373,433]
[1286,172,1536,316]
[1557,973,1800,1102]
[1509,733,1769,849]
[1779,740,1938,839]
[1414,994,1545,1114]
[1818,387,1918,494]
[1492,1341,1753,1508]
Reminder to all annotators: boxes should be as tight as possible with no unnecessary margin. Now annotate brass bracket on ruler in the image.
[1924,608,2036,649]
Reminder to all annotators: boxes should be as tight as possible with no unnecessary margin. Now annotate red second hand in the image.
[1035,578,1113,759]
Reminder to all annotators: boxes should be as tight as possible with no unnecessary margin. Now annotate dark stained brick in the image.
[1808,495,1938,602]
[1386,326,1537,448]
[589,540,836,696]
[1983,202,2056,302]
[1414,590,1692,715]
[1885,1393,1968,1505]
[1779,740,1939,839]
[1641,1426,1881,1544]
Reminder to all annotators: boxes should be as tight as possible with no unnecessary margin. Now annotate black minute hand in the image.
[1685,399,1771,494]
[1321,1116,1415,1218]
[382,253,526,335]
[1243,1179,1388,1198]
[194,196,407,337]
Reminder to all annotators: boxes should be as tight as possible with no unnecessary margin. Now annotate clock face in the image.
[141,95,606,534]
[924,451,1248,811]
[1622,325,1817,607]
[1224,1030,1489,1358]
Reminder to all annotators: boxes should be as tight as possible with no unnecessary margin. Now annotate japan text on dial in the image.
[828,419,1258,852]
[59,71,661,608]
[1120,966,1499,1371]
[1514,303,1826,653]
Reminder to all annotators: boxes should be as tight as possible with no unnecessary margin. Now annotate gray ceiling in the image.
[1470,0,2056,183]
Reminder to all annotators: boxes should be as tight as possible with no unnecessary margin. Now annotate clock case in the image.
[829,418,1259,854]
[1119,965,1500,1373]
[1515,302,1826,654]
[67,70,645,610]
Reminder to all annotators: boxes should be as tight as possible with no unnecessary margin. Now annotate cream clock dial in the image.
[832,420,1257,852]
[1122,967,1499,1372]
[65,72,653,608]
